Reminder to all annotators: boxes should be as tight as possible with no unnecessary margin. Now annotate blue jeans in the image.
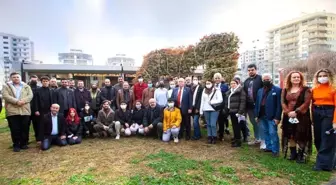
[204,111,219,137]
[247,108,264,140]
[41,135,67,151]
[193,115,201,139]
[260,118,279,153]
[313,106,336,170]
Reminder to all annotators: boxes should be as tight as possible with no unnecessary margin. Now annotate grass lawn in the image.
[0,110,335,185]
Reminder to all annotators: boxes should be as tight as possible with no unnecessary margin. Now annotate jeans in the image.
[247,108,264,140]
[193,115,201,139]
[41,135,67,151]
[204,111,219,137]
[162,128,180,142]
[260,118,279,153]
[67,136,82,145]
[7,115,30,148]
[313,106,336,170]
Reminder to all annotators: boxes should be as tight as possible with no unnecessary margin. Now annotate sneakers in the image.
[248,139,261,145]
[174,137,179,143]
[259,140,266,150]
[115,135,120,140]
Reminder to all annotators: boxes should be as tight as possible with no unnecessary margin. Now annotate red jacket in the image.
[133,82,148,101]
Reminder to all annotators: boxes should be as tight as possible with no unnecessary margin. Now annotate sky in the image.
[0,0,336,66]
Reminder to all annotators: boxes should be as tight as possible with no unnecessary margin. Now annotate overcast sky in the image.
[0,0,335,65]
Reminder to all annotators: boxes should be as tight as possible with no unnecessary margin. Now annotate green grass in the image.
[0,178,43,185]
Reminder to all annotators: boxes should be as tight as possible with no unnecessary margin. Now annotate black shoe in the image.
[13,147,20,152]
[231,142,241,147]
[218,135,223,141]
[313,166,322,171]
[185,136,191,141]
[243,137,248,143]
[191,137,200,140]
[20,145,29,150]
[264,149,272,153]
[272,152,279,158]
[224,129,230,135]
[212,137,217,144]
[296,149,305,164]
[288,147,297,161]
[207,137,212,144]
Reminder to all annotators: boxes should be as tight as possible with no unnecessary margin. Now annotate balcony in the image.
[308,19,328,25]
[307,26,329,32]
[308,33,330,39]
[280,45,298,52]
[280,26,299,34]
[280,32,299,40]
[309,40,329,45]
[281,38,298,45]
[281,50,299,58]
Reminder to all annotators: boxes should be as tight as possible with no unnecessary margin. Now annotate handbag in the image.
[209,89,222,111]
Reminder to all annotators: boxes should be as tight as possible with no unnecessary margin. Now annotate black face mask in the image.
[221,81,225,84]
[263,81,272,88]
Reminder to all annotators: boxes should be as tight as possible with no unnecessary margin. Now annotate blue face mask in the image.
[148,83,153,88]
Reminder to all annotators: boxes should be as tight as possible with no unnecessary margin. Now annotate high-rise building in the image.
[0,32,34,82]
[58,49,93,65]
[267,11,336,83]
[107,54,135,67]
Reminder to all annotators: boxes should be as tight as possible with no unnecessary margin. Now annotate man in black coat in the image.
[34,76,54,143]
[191,77,203,140]
[40,104,67,151]
[29,75,39,143]
[141,98,163,139]
[100,78,116,110]
[74,80,91,113]
[54,79,76,117]
[243,64,264,145]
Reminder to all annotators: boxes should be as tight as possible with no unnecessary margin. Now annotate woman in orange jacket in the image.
[162,98,182,143]
[312,69,336,171]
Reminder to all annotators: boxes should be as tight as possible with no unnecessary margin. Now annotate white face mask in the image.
[206,84,212,89]
[193,80,198,85]
[120,105,127,110]
[318,77,329,84]
[170,85,175,89]
[138,79,143,82]
[135,105,141,109]
[84,106,90,110]
[168,103,174,108]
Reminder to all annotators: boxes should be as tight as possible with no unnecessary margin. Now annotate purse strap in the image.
[210,89,217,101]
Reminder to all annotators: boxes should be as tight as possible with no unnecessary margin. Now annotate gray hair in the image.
[262,73,273,80]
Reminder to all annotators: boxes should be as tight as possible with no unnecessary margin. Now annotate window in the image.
[13,44,17,46]
[3,41,8,44]
[4,52,9,54]
[93,76,98,80]
[3,47,8,49]
[13,48,17,51]
[3,36,8,39]
[13,39,16,41]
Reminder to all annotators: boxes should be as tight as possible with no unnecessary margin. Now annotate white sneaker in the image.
[115,135,120,140]
[260,140,266,150]
[256,140,262,144]
[174,137,179,143]
[248,140,257,145]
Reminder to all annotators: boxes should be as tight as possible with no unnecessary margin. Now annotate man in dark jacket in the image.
[49,78,58,90]
[191,77,203,140]
[113,76,124,93]
[100,79,116,110]
[214,73,229,140]
[54,79,76,117]
[40,104,67,151]
[141,98,163,139]
[35,76,54,143]
[89,83,100,116]
[243,64,263,145]
[254,73,282,157]
[74,80,91,113]
[29,75,39,143]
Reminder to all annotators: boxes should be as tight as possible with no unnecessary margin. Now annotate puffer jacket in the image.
[224,86,246,114]
[163,107,182,132]
[2,82,33,116]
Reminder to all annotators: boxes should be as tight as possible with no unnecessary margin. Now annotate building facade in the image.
[58,49,93,65]
[0,33,34,82]
[107,54,135,67]
[267,11,336,84]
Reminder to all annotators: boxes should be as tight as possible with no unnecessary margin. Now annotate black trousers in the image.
[29,114,40,142]
[230,113,241,142]
[179,113,191,138]
[7,115,30,147]
[218,111,228,137]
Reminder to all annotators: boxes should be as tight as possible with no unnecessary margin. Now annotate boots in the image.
[296,148,305,164]
[231,140,242,147]
[288,147,297,161]
[207,136,212,144]
[212,137,217,144]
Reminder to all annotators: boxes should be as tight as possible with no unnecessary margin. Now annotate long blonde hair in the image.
[313,68,336,89]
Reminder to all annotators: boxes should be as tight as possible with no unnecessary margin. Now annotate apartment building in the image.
[0,33,34,82]
[107,54,135,67]
[58,49,93,65]
[267,11,336,83]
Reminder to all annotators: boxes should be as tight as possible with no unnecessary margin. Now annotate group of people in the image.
[2,63,336,172]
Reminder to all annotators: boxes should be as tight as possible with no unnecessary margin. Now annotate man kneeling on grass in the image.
[162,98,182,143]
[41,104,67,151]
[93,100,121,139]
[140,98,163,138]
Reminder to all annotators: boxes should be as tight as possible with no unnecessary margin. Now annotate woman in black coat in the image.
[131,100,146,134]
[65,108,83,145]
[80,102,96,137]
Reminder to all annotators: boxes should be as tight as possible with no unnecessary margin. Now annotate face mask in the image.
[263,81,272,87]
[159,84,164,88]
[193,80,198,85]
[206,84,212,89]
[136,105,142,109]
[168,103,174,108]
[120,105,127,110]
[318,77,329,84]
[138,79,143,83]
[148,84,153,88]
[84,106,90,110]
[170,85,175,89]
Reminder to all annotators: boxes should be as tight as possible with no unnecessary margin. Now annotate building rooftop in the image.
[23,63,139,73]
